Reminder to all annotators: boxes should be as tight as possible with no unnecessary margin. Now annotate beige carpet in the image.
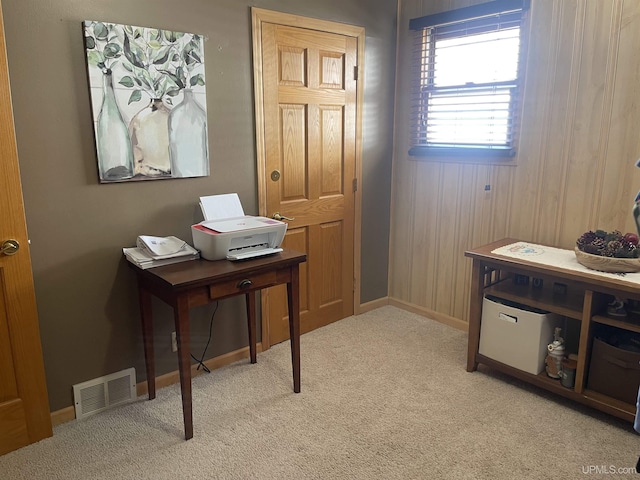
[1,306,638,479]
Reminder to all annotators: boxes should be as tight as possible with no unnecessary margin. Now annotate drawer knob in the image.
[237,279,253,289]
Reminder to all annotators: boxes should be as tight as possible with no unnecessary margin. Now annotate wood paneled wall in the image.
[390,0,640,326]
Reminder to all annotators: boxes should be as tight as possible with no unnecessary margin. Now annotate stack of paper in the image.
[123,236,199,269]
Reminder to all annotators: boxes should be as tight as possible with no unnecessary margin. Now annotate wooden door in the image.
[0,0,52,455]
[254,13,362,346]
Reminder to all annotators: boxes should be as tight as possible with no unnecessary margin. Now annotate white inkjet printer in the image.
[191,193,287,261]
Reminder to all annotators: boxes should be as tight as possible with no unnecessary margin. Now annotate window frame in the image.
[408,0,530,161]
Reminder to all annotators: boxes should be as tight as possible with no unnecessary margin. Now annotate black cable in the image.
[190,301,218,373]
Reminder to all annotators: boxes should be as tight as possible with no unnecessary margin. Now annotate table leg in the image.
[245,292,257,364]
[467,260,483,372]
[174,295,193,440]
[139,286,156,400]
[287,266,301,393]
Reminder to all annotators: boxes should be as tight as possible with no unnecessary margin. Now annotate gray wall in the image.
[2,0,396,410]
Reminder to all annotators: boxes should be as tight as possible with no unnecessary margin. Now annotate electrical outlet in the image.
[171,331,177,352]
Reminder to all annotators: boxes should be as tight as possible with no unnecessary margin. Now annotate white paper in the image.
[123,247,199,269]
[199,193,245,221]
[136,235,189,258]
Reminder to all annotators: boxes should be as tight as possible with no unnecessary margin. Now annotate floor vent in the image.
[72,367,136,420]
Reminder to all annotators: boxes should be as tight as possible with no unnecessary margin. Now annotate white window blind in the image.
[409,0,527,157]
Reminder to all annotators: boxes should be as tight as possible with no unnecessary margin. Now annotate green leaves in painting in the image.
[190,73,205,87]
[84,20,205,103]
[84,21,127,74]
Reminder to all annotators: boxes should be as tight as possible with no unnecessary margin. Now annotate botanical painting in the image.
[83,21,209,183]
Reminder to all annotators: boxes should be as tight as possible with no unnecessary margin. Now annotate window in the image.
[409,0,528,158]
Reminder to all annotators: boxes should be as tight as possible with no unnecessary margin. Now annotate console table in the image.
[466,238,640,422]
[128,249,307,439]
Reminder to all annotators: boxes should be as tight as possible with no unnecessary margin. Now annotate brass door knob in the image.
[1,239,19,256]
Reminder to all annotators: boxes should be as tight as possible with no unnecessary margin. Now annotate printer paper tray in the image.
[226,247,283,261]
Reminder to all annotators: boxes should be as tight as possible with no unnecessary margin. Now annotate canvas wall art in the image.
[83,21,209,182]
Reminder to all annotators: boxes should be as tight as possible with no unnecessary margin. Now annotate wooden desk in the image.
[128,249,307,439]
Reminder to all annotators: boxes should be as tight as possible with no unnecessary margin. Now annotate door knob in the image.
[272,212,294,221]
[1,239,19,256]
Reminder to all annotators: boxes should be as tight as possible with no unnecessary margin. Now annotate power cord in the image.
[190,301,218,373]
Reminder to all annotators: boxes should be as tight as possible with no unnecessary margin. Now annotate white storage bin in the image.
[479,295,563,375]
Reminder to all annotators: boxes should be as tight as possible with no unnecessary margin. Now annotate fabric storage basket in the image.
[588,336,640,405]
[479,295,563,375]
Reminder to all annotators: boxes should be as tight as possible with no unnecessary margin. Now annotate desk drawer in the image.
[209,271,278,298]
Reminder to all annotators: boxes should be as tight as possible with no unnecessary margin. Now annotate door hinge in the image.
[354,65,358,81]
[352,178,358,192]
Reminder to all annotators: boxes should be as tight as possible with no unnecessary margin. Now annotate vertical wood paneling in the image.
[489,166,513,241]
[470,165,494,247]
[388,0,421,301]
[589,0,623,230]
[452,165,477,321]
[407,162,440,308]
[552,0,586,245]
[507,1,559,242]
[558,0,619,246]
[434,164,461,314]
[597,0,640,235]
[390,0,640,325]
[388,151,416,300]
[533,0,578,246]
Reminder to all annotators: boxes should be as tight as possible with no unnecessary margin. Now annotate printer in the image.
[191,193,287,261]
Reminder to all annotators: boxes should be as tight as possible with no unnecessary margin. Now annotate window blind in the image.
[409,0,527,157]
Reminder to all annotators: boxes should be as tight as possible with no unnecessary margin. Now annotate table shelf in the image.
[485,280,583,320]
[592,313,640,334]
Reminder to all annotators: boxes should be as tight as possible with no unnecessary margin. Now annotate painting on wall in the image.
[83,21,209,183]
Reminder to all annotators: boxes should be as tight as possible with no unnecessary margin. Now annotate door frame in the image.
[251,8,364,349]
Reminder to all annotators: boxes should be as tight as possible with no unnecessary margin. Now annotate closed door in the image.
[255,13,362,346]
[0,0,52,455]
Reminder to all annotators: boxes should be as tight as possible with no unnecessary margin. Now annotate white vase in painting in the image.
[97,72,134,181]
[129,98,171,177]
[168,89,209,178]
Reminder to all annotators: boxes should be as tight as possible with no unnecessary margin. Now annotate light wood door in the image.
[0,0,52,455]
[258,20,360,345]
